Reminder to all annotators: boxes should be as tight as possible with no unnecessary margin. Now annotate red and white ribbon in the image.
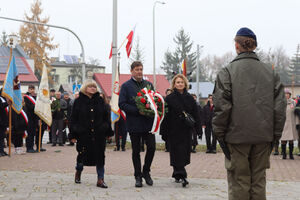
[24,95,36,105]
[141,88,165,134]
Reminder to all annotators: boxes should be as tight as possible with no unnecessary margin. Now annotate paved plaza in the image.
[0,144,300,199]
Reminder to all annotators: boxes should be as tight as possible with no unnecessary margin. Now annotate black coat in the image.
[202,101,214,127]
[0,95,8,130]
[11,108,28,136]
[24,93,38,124]
[70,91,113,167]
[119,78,154,133]
[161,89,201,167]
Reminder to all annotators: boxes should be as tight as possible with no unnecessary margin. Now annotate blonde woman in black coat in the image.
[161,74,201,187]
[70,80,113,188]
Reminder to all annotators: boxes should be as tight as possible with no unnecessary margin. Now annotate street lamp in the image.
[153,1,165,90]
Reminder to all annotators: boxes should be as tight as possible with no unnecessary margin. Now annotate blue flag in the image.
[2,56,22,113]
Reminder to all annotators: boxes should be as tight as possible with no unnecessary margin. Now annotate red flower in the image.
[137,92,142,97]
[140,98,146,104]
[148,89,151,93]
[157,98,161,103]
[145,104,150,109]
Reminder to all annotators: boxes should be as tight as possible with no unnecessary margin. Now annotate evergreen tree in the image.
[289,44,300,84]
[130,36,145,63]
[0,31,8,46]
[161,28,200,81]
[19,0,58,80]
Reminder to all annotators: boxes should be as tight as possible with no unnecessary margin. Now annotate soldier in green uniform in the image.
[212,27,286,200]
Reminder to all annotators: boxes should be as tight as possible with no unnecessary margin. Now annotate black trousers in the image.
[129,132,156,177]
[12,132,23,148]
[52,119,64,144]
[116,133,127,149]
[35,129,45,149]
[26,121,37,150]
[0,127,6,152]
[205,126,216,151]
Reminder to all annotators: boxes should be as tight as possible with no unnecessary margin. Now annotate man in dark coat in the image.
[119,61,155,188]
[24,85,38,153]
[0,89,9,156]
[203,94,216,153]
[213,27,286,200]
[51,91,66,146]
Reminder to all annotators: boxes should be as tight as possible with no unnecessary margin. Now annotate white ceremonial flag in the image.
[34,64,52,126]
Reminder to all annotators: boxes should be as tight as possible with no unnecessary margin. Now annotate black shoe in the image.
[26,149,37,153]
[59,143,64,146]
[191,149,196,153]
[47,141,52,144]
[211,150,217,154]
[114,147,120,151]
[52,143,56,147]
[0,151,8,156]
[142,173,153,186]
[97,179,108,188]
[206,149,211,153]
[67,143,74,146]
[135,176,143,187]
[182,178,189,187]
[75,171,81,184]
[298,153,300,156]
[40,148,46,152]
[273,151,279,156]
[175,178,182,183]
[122,148,126,151]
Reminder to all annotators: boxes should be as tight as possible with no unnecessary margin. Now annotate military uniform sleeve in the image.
[212,68,232,140]
[273,72,286,140]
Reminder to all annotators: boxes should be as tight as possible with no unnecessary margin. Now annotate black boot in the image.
[289,143,294,160]
[135,176,143,187]
[75,170,82,184]
[191,145,196,153]
[282,144,287,159]
[182,178,189,187]
[273,143,279,155]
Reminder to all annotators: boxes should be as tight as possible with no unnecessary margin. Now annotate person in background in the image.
[160,88,172,152]
[0,88,9,156]
[280,89,298,160]
[24,85,38,153]
[203,94,216,153]
[70,80,113,188]
[51,91,65,146]
[294,95,300,156]
[190,94,203,153]
[11,98,28,155]
[61,92,74,146]
[47,88,56,144]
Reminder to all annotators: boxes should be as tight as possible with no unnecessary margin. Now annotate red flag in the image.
[109,43,113,59]
[181,59,187,76]
[125,26,136,58]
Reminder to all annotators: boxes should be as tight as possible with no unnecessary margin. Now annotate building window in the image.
[68,75,76,83]
[53,75,59,83]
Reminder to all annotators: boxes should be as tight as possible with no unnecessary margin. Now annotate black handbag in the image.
[182,111,195,128]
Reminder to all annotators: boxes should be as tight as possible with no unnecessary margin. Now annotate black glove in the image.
[218,139,231,160]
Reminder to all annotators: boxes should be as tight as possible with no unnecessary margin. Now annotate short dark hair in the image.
[50,89,56,92]
[208,94,212,98]
[28,85,35,89]
[130,61,143,70]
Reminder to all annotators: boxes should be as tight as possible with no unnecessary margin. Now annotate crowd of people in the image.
[0,27,299,199]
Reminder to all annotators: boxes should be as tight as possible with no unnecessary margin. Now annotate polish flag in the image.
[181,59,187,77]
[109,43,113,59]
[125,26,136,58]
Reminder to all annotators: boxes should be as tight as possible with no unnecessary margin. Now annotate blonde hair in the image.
[80,79,99,95]
[171,74,189,91]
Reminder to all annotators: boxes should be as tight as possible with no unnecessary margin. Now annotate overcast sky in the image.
[1,0,300,74]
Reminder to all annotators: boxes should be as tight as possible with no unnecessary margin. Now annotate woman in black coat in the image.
[70,80,113,188]
[161,74,201,187]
